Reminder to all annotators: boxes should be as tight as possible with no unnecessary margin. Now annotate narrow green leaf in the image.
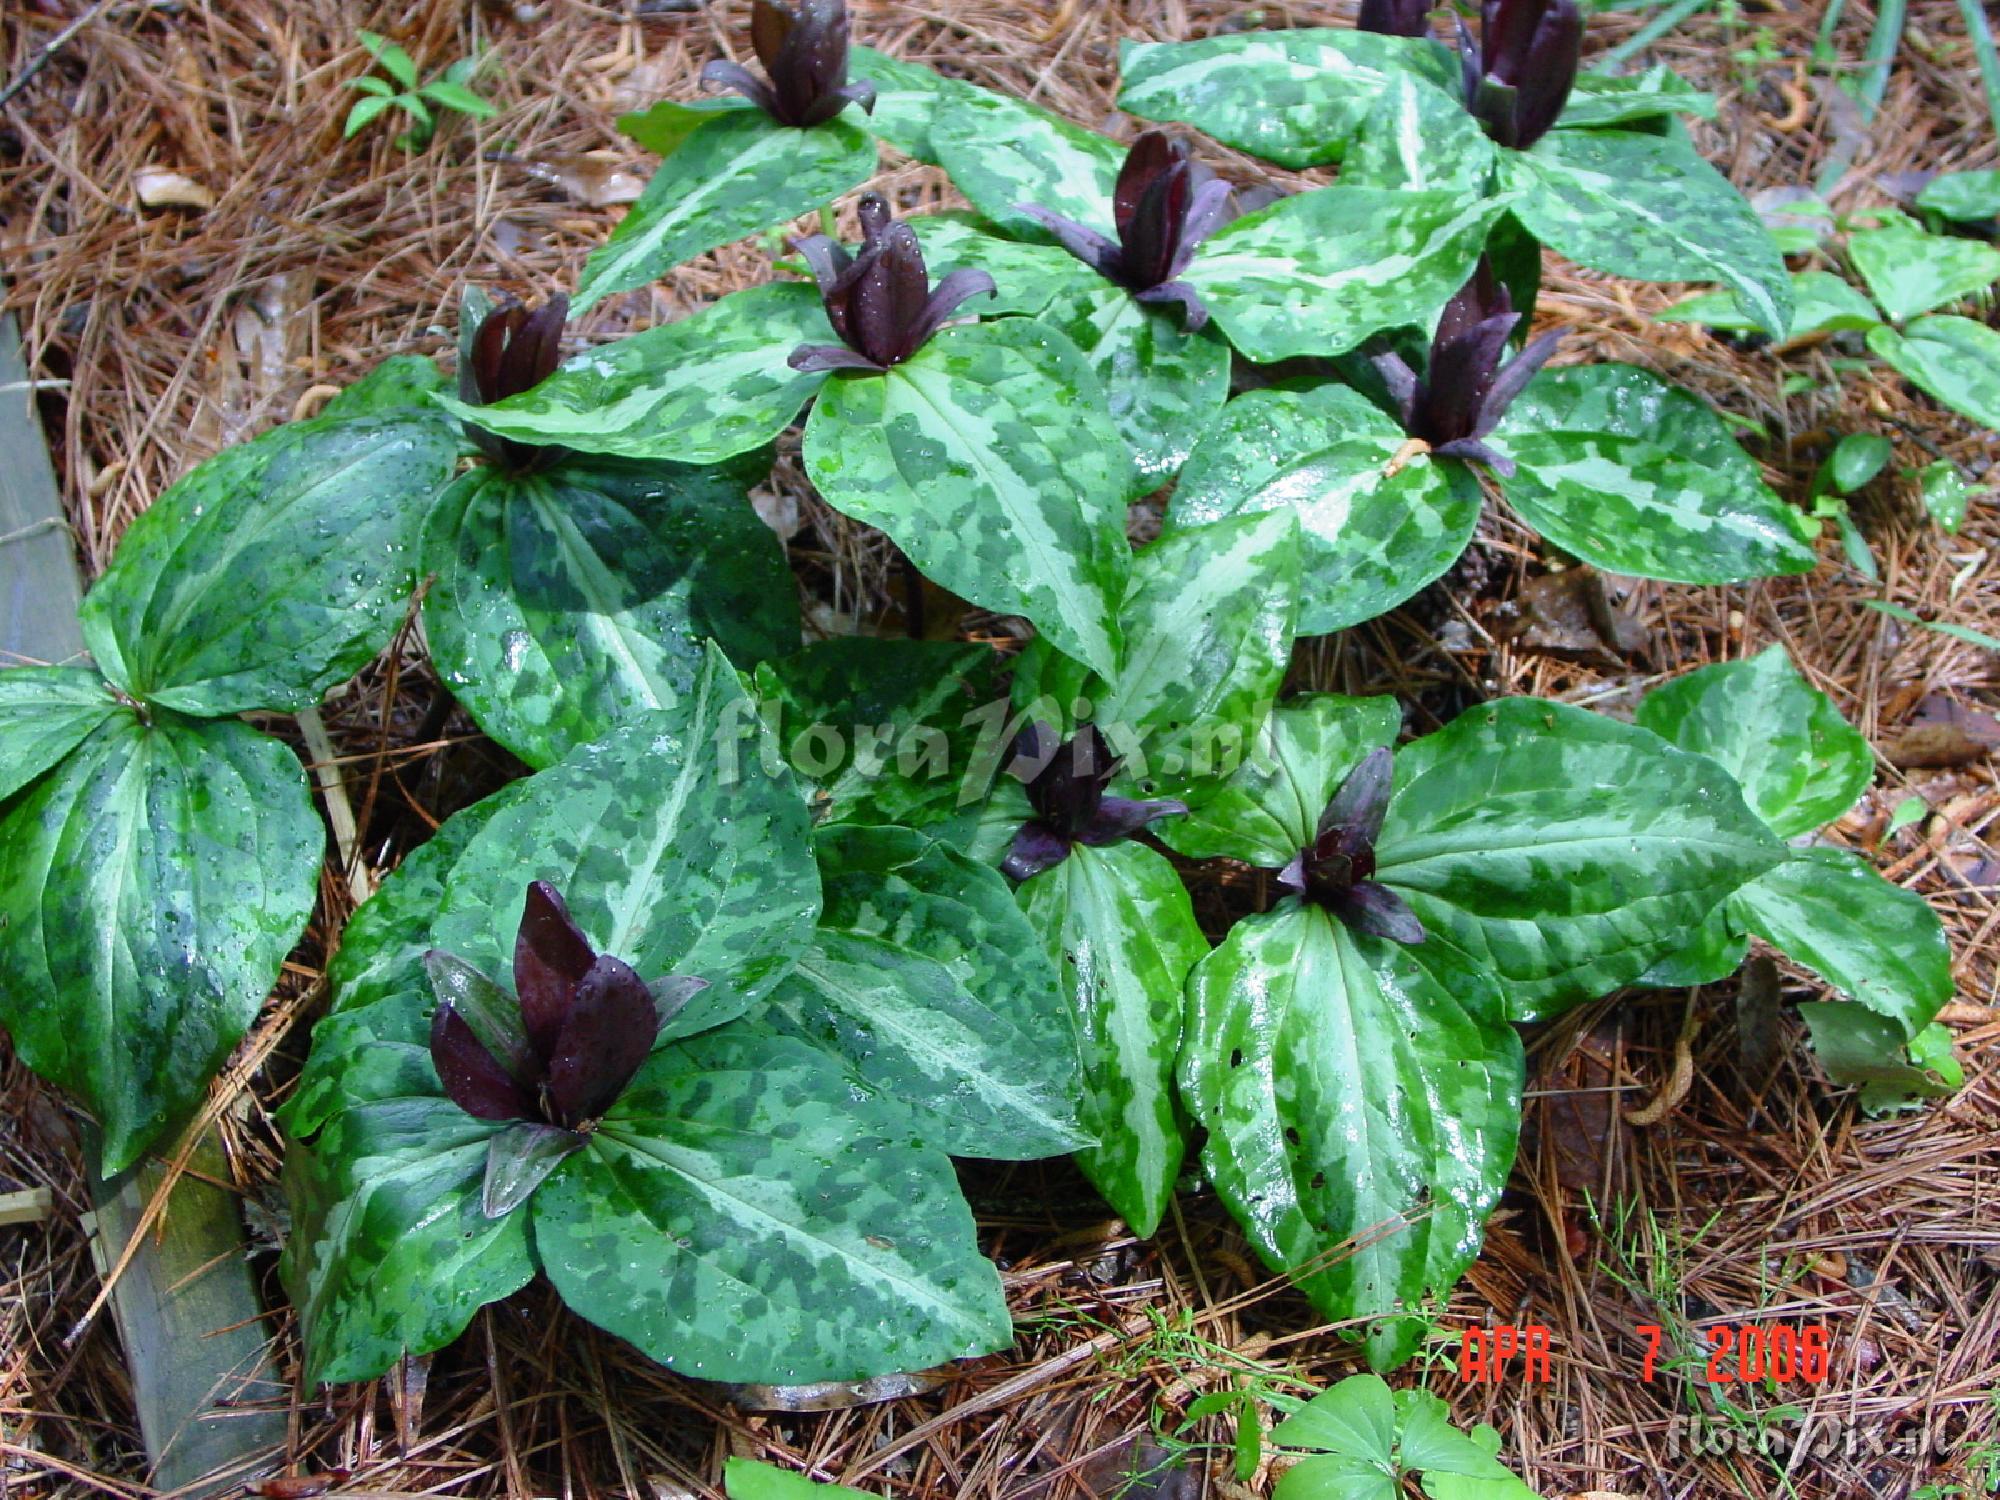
[803,318,1135,680]
[440,282,835,464]
[535,1025,1013,1382]
[346,74,395,98]
[357,30,419,89]
[1847,224,2000,322]
[1491,363,1818,584]
[1018,841,1208,1236]
[0,666,116,802]
[575,112,876,312]
[1868,316,2000,431]
[79,408,458,715]
[1862,598,2000,653]
[344,94,396,138]
[1169,384,1482,636]
[0,711,320,1172]
[418,78,497,118]
[483,1121,581,1217]
[928,86,1124,238]
[422,455,798,770]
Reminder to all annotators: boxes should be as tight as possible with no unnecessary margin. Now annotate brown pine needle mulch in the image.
[4,1,2000,1497]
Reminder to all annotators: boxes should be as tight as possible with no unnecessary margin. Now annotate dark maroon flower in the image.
[1277,747,1425,944]
[1371,256,1562,474]
[788,194,997,372]
[459,294,569,471]
[428,882,706,1131]
[1358,0,1432,37]
[1016,132,1238,330]
[702,0,877,128]
[1456,0,1583,150]
[1001,723,1188,881]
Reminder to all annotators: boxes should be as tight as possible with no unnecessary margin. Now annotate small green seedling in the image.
[344,31,497,150]
[1810,432,1893,579]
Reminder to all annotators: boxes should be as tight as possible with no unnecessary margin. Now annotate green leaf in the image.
[357,30,419,89]
[1829,431,1893,493]
[534,1024,1012,1382]
[803,318,1135,680]
[1868,315,2000,431]
[1180,907,1522,1370]
[1157,693,1401,867]
[1916,170,2000,223]
[928,87,1123,238]
[1490,363,1818,584]
[1634,903,1749,988]
[909,214,1101,319]
[421,454,798,770]
[618,97,751,159]
[1168,384,1482,636]
[1557,66,1717,128]
[1862,597,2000,653]
[1634,645,1873,839]
[753,638,1001,830]
[343,93,396,139]
[1506,129,1792,338]
[1116,31,1457,169]
[442,282,835,464]
[282,1096,533,1385]
[764,826,1087,1159]
[1018,841,1207,1237]
[1655,270,1881,342]
[1847,224,2000,322]
[79,409,458,715]
[346,74,395,98]
[1271,1372,1397,1461]
[1732,848,1951,1038]
[725,1457,873,1500]
[1375,698,1786,1019]
[424,646,821,1032]
[847,45,957,162]
[317,354,447,420]
[418,78,497,119]
[1921,460,1972,533]
[0,711,319,1173]
[1797,1004,1959,1113]
[1041,284,1232,482]
[1275,1459,1400,1500]
[575,112,876,312]
[0,666,116,802]
[1339,75,1498,197]
[1190,188,1506,363]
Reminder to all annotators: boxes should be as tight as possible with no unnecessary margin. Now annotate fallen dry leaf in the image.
[1495,568,1648,661]
[513,151,647,207]
[133,167,212,210]
[1883,694,2000,768]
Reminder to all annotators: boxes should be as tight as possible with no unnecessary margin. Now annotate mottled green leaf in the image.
[803,318,1135,679]
[422,454,798,769]
[1116,31,1457,169]
[1190,188,1507,363]
[1042,284,1232,482]
[283,991,440,1140]
[928,84,1126,237]
[1734,848,1952,1038]
[534,1024,1012,1382]
[1505,129,1792,338]
[848,46,956,162]
[1847,224,2000,322]
[440,282,835,464]
[1376,698,1786,1019]
[1869,315,2000,431]
[1797,1005,1960,1113]
[425,646,820,1034]
[1655,270,1881,342]
[1180,906,1522,1370]
[80,409,458,715]
[1557,67,1717,128]
[0,710,319,1172]
[1491,363,1818,583]
[282,1097,533,1385]
[753,637,1001,830]
[1633,904,1749,989]
[317,354,447,420]
[911,214,1101,319]
[0,666,116,802]
[1169,384,1482,635]
[1157,693,1402,867]
[1018,841,1207,1236]
[617,97,749,160]
[575,112,875,311]
[1340,74,1497,197]
[1635,646,1872,839]
[1917,170,2000,224]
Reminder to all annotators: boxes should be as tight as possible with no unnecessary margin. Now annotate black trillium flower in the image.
[1456,0,1583,150]
[1277,746,1426,945]
[460,294,569,471]
[701,0,877,128]
[428,882,706,1132]
[1001,723,1188,881]
[1017,131,1238,331]
[1356,0,1433,37]
[1371,256,1562,476]
[789,194,998,373]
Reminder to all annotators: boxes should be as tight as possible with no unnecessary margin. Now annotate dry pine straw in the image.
[2,0,2000,1496]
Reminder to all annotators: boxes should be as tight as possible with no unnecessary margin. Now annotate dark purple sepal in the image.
[543,954,662,1128]
[1423,307,1518,447]
[1002,822,1075,882]
[1134,280,1212,331]
[789,343,885,373]
[904,268,998,351]
[1334,882,1428,945]
[1358,0,1432,35]
[431,1006,540,1122]
[648,974,711,1030]
[1431,436,1514,475]
[481,1121,583,1218]
[1231,182,1289,217]
[514,881,596,1059]
[1479,327,1564,430]
[1171,178,1238,275]
[1015,205,1125,279]
[1373,351,1421,428]
[1080,795,1189,845]
[797,79,876,126]
[701,58,782,117]
[1319,746,1393,848]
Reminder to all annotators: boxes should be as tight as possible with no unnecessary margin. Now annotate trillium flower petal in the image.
[1002,822,1074,882]
[514,880,596,1059]
[789,342,884,373]
[1133,280,1212,330]
[1337,882,1428,945]
[1081,795,1189,845]
[430,1005,539,1122]
[544,954,662,1127]
[904,268,999,353]
[1017,206,1125,279]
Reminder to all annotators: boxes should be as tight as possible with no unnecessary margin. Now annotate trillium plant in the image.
[0,0,1968,1409]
